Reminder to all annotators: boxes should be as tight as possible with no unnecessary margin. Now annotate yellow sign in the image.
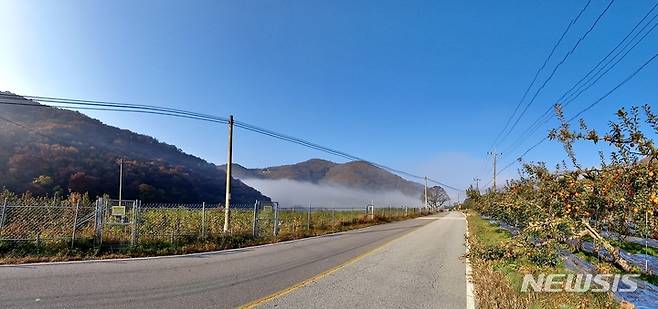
[112,206,126,216]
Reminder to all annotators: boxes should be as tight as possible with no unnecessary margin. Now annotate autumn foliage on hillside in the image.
[0,93,268,203]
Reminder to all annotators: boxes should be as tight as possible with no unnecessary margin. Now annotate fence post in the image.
[332,208,336,226]
[252,200,259,238]
[307,204,311,230]
[202,202,206,239]
[131,200,139,246]
[131,201,135,246]
[273,202,279,237]
[94,198,98,245]
[136,200,141,244]
[0,198,7,237]
[71,201,80,249]
[94,198,104,246]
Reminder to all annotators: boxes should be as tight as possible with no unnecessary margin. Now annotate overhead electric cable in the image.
[498,0,615,148]
[494,49,658,175]
[0,94,464,192]
[499,3,658,157]
[489,0,593,151]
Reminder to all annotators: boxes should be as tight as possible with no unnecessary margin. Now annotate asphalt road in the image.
[257,212,467,309]
[0,212,466,309]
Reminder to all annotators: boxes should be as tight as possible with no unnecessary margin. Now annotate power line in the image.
[0,93,230,123]
[232,119,464,191]
[495,49,658,175]
[498,137,547,175]
[489,0,593,151]
[564,18,658,106]
[0,94,464,192]
[0,97,370,174]
[562,3,658,104]
[499,3,658,158]
[497,0,615,149]
[0,113,70,145]
[568,51,658,121]
[0,98,364,163]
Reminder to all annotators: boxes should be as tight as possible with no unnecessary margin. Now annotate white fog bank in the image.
[241,178,423,209]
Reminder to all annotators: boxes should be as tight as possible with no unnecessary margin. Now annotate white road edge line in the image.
[463,212,476,309]
[0,215,435,268]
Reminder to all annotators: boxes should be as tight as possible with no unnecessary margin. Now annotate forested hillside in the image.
[0,92,268,203]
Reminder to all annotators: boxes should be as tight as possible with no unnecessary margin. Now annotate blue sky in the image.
[1,0,657,199]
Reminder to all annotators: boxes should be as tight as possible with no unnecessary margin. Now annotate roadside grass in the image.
[0,212,423,264]
[466,211,617,309]
[610,239,658,258]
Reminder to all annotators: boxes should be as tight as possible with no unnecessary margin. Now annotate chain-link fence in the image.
[0,199,96,245]
[0,197,431,248]
[137,202,256,244]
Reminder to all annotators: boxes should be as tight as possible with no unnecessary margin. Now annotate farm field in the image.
[0,190,430,264]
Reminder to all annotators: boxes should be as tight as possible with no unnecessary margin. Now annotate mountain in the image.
[0,92,268,203]
[228,159,337,182]
[221,159,443,199]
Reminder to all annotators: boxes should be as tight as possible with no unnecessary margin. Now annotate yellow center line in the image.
[236,218,436,309]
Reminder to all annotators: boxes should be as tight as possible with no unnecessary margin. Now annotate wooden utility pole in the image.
[473,177,481,191]
[223,115,234,233]
[488,150,501,192]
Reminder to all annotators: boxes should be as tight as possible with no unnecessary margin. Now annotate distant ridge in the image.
[220,159,446,199]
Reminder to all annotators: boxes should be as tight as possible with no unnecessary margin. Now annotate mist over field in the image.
[241,178,423,208]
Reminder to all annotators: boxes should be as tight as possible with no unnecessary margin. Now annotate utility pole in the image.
[118,158,124,205]
[424,176,428,209]
[488,150,501,192]
[223,115,234,233]
[473,177,481,191]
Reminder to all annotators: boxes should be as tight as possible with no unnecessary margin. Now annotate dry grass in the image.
[471,259,616,309]
[466,212,618,309]
[0,212,423,264]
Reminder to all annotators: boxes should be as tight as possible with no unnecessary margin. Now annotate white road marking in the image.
[438,217,467,220]
[463,212,476,309]
[417,216,465,220]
